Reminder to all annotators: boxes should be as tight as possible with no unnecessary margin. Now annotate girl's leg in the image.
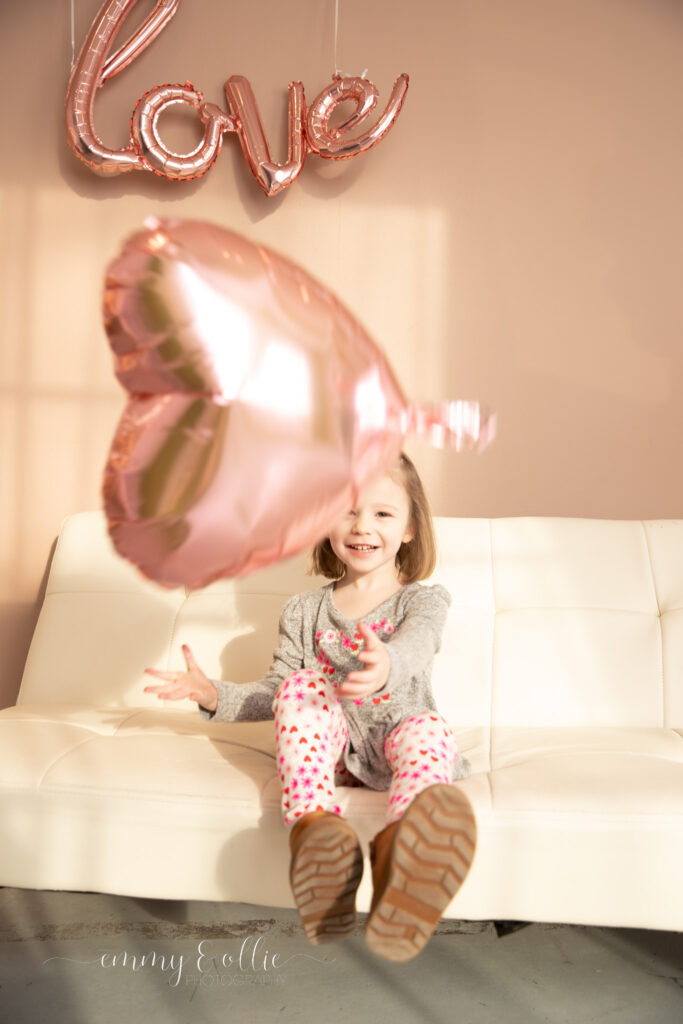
[365,713,476,962]
[273,669,363,945]
[383,712,460,825]
[273,669,350,824]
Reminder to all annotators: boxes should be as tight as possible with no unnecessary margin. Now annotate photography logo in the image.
[43,935,335,988]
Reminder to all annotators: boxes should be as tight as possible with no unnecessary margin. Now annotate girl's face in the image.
[328,472,414,584]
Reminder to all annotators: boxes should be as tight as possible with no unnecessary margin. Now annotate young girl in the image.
[144,453,476,962]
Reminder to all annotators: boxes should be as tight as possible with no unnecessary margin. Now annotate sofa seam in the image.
[183,589,309,599]
[40,590,683,611]
[29,729,276,789]
[42,589,184,598]
[34,734,108,789]
[110,709,159,732]
[489,605,672,616]
[31,786,281,806]
[9,786,682,826]
[165,591,190,671]
[640,521,666,728]
[487,519,496,780]
[475,811,683,827]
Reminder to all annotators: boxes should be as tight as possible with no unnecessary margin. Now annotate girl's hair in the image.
[309,453,437,583]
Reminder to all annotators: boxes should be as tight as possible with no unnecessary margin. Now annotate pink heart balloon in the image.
[102,218,495,589]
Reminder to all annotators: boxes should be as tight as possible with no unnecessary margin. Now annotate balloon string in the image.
[333,0,368,79]
[334,0,340,75]
[70,0,76,67]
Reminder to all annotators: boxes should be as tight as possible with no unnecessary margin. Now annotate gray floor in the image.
[0,887,681,1024]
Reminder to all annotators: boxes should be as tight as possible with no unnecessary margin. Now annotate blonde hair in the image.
[309,453,437,583]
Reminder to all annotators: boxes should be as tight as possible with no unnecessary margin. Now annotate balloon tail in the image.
[404,400,497,452]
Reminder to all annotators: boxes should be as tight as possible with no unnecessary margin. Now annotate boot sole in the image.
[365,784,477,962]
[290,816,364,944]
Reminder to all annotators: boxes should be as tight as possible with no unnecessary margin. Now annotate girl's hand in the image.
[144,644,218,712]
[336,622,391,699]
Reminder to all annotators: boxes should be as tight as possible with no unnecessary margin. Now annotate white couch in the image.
[1,512,682,931]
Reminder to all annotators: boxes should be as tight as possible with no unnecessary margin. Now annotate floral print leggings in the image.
[272,669,459,826]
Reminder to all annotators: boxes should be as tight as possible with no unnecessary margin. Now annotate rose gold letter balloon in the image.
[224,77,307,196]
[65,0,180,174]
[131,84,236,180]
[103,219,495,589]
[306,74,409,159]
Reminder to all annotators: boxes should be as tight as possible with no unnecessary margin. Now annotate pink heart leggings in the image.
[272,669,459,826]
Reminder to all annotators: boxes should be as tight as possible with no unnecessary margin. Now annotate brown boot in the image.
[289,809,363,944]
[365,784,477,962]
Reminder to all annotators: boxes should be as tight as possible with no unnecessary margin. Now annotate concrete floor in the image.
[0,888,681,1024]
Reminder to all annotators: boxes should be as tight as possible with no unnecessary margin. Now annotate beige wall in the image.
[1,0,682,707]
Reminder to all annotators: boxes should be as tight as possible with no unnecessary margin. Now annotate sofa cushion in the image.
[5,512,683,928]
[2,703,682,927]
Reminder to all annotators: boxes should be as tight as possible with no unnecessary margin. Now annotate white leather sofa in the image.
[1,512,682,931]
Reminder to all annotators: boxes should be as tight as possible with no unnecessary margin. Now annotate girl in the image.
[144,453,476,962]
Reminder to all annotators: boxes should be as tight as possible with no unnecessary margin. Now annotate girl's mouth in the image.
[347,544,378,552]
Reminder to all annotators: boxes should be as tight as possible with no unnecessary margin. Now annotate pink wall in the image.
[1,0,682,706]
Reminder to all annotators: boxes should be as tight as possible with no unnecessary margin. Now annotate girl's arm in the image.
[144,644,219,710]
[336,585,451,698]
[145,594,306,722]
[382,584,451,688]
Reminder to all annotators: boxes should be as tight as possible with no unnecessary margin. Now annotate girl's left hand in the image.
[336,622,391,698]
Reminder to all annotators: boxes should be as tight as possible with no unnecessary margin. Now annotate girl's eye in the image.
[376,511,392,518]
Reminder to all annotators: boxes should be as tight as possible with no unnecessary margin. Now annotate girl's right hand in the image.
[144,644,218,712]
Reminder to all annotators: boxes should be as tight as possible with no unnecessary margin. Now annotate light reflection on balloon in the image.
[103,219,496,590]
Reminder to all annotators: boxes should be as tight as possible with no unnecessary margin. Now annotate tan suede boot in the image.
[366,784,477,961]
[289,809,363,944]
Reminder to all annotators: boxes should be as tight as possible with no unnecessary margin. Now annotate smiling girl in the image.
[144,453,475,962]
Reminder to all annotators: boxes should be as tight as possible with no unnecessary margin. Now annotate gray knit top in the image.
[200,581,470,790]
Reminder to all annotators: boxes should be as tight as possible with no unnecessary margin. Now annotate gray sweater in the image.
[201,581,470,790]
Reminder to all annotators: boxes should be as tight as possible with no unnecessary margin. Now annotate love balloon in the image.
[102,219,496,589]
[65,0,409,196]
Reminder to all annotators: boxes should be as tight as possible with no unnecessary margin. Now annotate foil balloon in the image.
[223,77,306,197]
[306,75,409,159]
[130,84,235,181]
[65,0,180,175]
[65,0,410,195]
[103,219,496,589]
